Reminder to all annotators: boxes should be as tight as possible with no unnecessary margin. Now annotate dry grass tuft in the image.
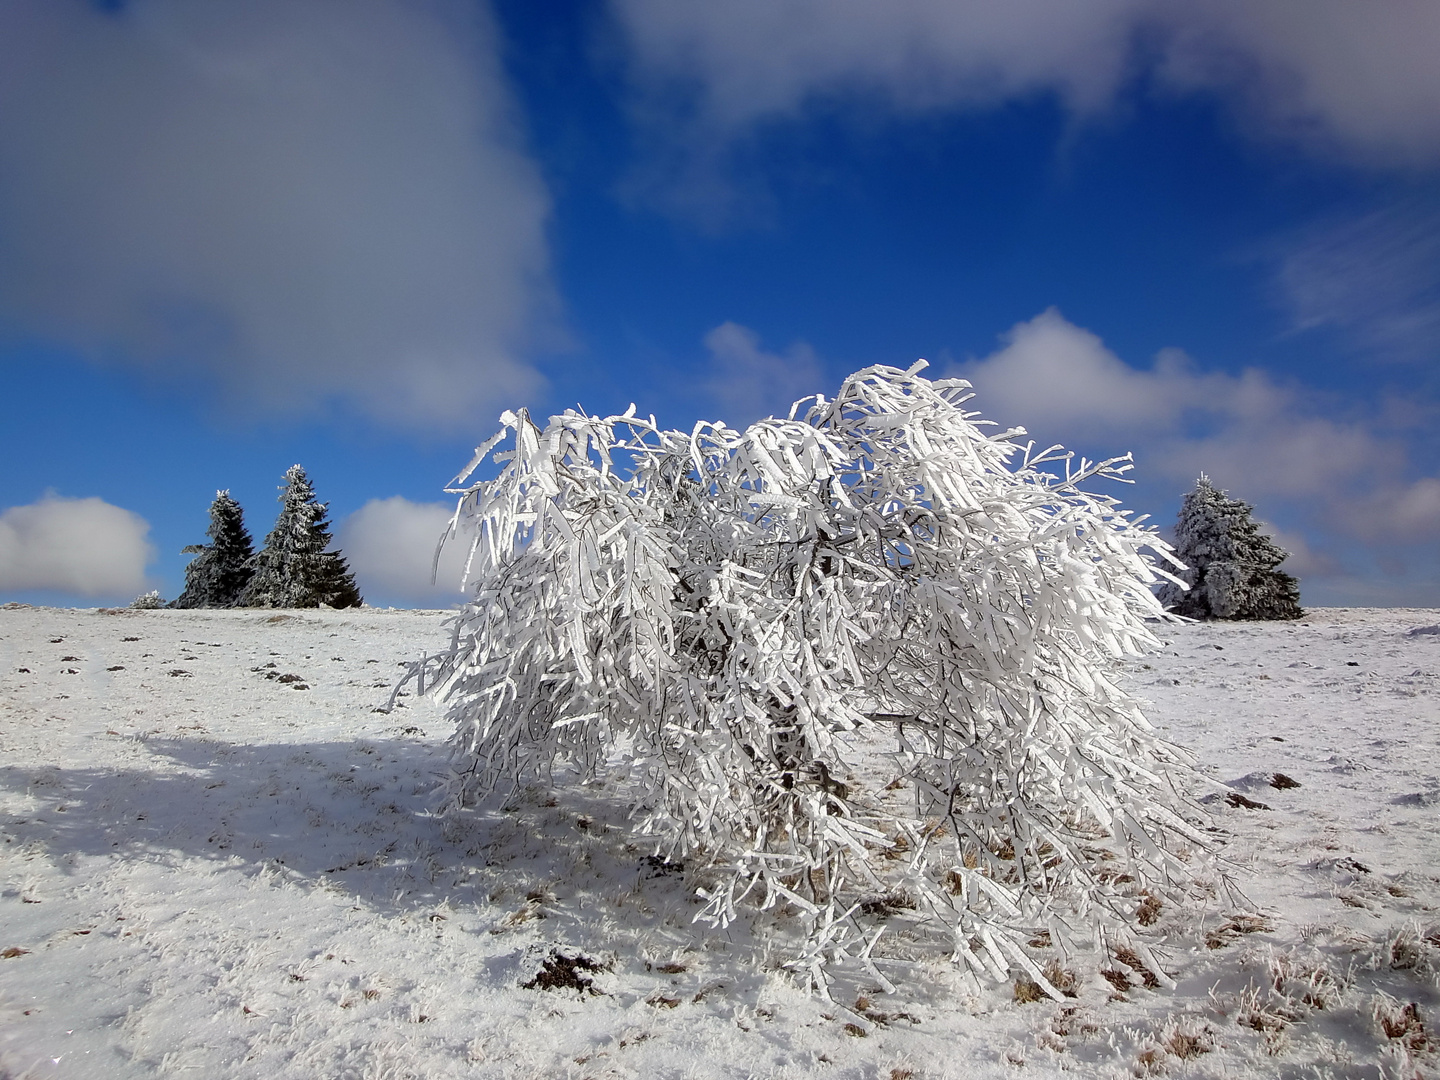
[1136,890,1163,926]
[1163,1027,1214,1059]
[1013,978,1046,1004]
[1101,969,1132,994]
[1114,946,1161,989]
[1365,922,1440,988]
[521,950,609,996]
[1375,996,1429,1054]
[1043,960,1078,997]
[859,891,917,918]
[1049,1004,1098,1039]
[853,995,922,1027]
[1207,913,1275,949]
[1135,1020,1215,1075]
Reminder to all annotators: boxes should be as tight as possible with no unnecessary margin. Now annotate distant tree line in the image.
[165,464,1296,619]
[171,464,362,609]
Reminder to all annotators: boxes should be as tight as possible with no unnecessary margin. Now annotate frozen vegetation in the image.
[424,363,1200,998]
[2,603,1439,1078]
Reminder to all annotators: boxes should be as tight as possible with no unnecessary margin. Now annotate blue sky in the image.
[2,0,1438,608]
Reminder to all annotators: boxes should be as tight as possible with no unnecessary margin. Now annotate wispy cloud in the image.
[1271,195,1440,362]
[0,495,154,598]
[1158,0,1440,168]
[0,0,555,430]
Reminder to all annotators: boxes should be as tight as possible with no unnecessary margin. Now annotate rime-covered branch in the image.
[420,362,1210,995]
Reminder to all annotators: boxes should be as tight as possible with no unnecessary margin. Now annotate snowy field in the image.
[2,604,1438,1079]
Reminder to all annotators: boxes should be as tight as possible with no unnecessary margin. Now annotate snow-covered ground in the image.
[2,605,1438,1079]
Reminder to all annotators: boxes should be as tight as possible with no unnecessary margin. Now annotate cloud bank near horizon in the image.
[0,495,155,598]
[949,308,1440,582]
[0,0,554,430]
[340,497,474,608]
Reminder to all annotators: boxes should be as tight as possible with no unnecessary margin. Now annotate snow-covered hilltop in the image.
[1,605,1437,1079]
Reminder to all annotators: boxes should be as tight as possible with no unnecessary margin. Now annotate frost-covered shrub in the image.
[128,590,165,609]
[416,362,1210,993]
[1157,476,1302,620]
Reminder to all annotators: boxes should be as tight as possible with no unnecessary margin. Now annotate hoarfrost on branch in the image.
[409,362,1209,994]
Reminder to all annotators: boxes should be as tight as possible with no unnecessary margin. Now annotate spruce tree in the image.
[172,490,255,608]
[1158,474,1303,620]
[239,465,363,609]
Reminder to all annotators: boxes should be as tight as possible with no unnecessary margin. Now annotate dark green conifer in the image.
[171,490,254,608]
[239,465,363,608]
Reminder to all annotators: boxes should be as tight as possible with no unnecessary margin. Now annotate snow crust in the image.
[1,605,1437,1078]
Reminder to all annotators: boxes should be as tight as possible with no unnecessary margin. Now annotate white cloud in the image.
[340,497,474,607]
[700,321,826,424]
[1159,1,1440,167]
[952,309,1440,553]
[939,309,1186,440]
[611,0,1440,210]
[0,0,554,430]
[616,0,1140,126]
[0,495,154,597]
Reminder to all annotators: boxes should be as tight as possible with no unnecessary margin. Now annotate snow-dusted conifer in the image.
[1158,475,1302,620]
[171,490,254,609]
[240,465,362,609]
[410,363,1209,994]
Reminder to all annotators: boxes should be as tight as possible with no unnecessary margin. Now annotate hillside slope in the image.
[1,606,1437,1079]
